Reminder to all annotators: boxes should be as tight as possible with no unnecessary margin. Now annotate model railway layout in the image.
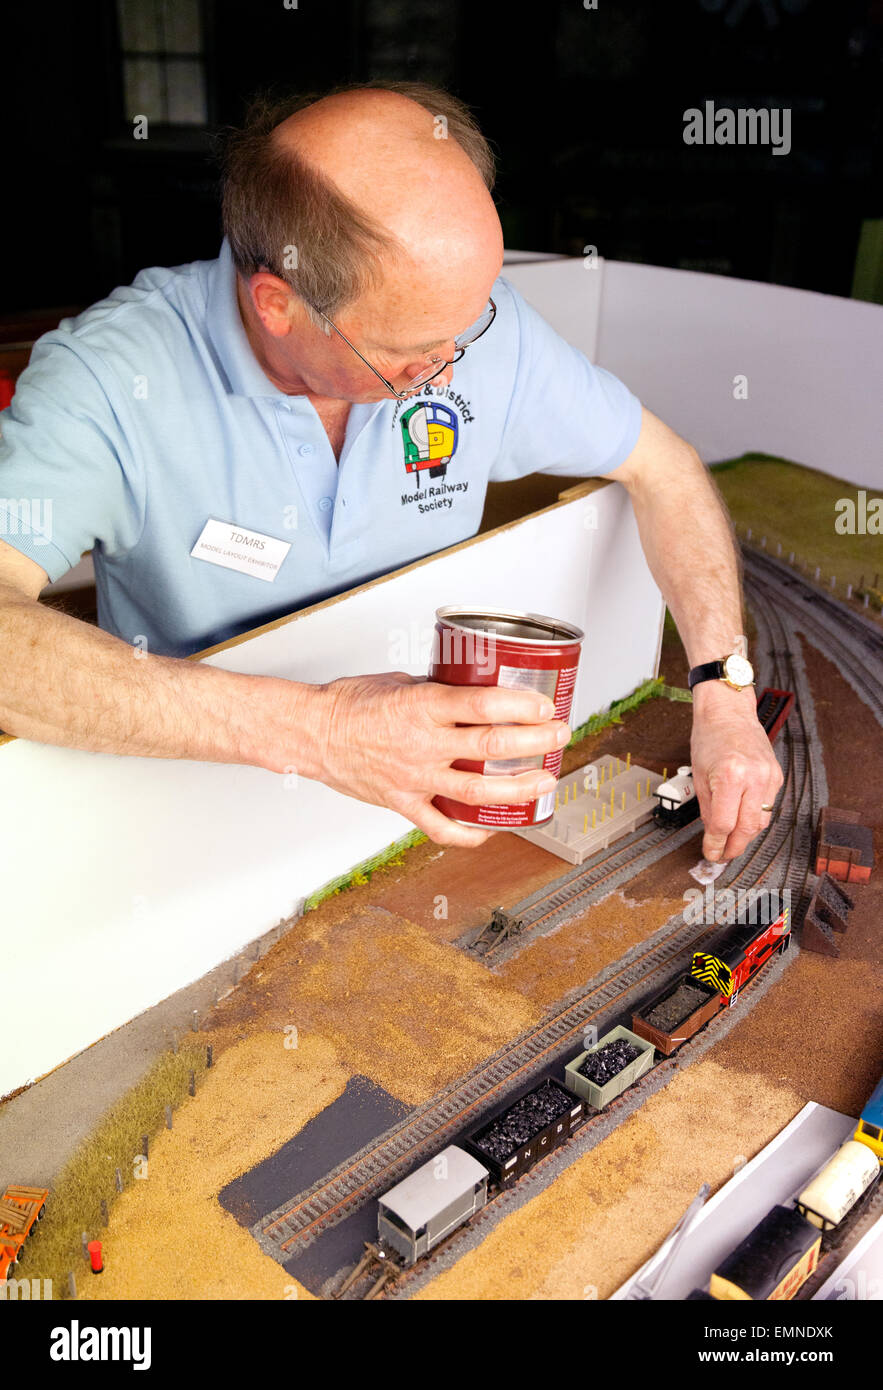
[255,876,801,1289]
[742,547,883,724]
[254,553,855,1300]
[11,536,876,1305]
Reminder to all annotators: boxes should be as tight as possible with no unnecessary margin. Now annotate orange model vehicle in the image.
[0,1186,48,1280]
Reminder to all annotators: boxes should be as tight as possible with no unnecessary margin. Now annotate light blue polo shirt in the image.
[0,242,643,657]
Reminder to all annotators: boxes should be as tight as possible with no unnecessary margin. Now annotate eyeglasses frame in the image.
[308,297,497,400]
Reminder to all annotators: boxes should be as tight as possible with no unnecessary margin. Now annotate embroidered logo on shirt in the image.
[400,401,459,478]
[391,386,475,513]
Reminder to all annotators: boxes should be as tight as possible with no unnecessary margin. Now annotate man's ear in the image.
[246,272,297,338]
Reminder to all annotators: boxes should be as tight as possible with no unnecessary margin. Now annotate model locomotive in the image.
[632,903,790,1055]
[854,1072,883,1161]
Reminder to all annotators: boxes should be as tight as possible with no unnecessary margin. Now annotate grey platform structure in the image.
[515,755,659,865]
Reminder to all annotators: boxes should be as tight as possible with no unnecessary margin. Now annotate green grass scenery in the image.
[712,454,882,603]
[17,1040,207,1298]
[304,826,429,911]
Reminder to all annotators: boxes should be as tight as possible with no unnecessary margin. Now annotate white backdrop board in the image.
[1,482,663,1097]
[597,260,883,489]
[501,256,604,364]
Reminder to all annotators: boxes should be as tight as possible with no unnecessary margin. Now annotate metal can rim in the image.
[435,605,584,646]
[444,815,555,830]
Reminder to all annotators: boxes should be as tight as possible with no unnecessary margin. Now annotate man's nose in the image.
[404,344,456,387]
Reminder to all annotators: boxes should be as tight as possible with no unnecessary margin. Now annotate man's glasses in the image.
[312,297,497,400]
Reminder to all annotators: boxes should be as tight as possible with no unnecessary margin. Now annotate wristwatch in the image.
[687,652,756,692]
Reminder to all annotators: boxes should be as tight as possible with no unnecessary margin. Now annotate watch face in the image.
[723,654,754,687]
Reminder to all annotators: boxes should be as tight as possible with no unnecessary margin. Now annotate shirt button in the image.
[318,496,333,512]
[298,443,315,456]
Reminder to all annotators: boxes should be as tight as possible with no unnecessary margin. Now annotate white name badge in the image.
[190,518,291,583]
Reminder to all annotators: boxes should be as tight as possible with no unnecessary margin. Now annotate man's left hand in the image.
[689,682,784,862]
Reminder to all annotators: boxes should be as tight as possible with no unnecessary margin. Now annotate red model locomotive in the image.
[691,903,790,1008]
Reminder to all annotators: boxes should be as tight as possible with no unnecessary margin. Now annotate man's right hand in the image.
[270,671,571,847]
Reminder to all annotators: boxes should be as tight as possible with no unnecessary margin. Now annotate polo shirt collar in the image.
[206,239,288,399]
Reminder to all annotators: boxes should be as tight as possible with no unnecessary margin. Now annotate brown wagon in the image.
[631,975,722,1056]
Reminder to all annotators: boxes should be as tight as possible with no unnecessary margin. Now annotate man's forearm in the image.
[0,586,323,772]
[606,410,783,863]
[623,439,746,669]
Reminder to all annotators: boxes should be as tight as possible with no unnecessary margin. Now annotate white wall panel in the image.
[596,260,883,488]
[501,256,604,363]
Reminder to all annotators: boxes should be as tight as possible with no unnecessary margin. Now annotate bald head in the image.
[274,89,503,297]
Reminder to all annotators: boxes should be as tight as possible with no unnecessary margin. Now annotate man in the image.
[0,81,781,858]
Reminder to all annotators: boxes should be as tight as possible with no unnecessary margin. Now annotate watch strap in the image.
[687,659,726,690]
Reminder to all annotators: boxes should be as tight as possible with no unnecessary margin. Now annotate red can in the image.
[429,606,584,828]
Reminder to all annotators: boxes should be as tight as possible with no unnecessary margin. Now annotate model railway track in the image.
[467,818,700,958]
[358,938,802,1302]
[467,553,831,964]
[257,915,727,1255]
[743,578,819,921]
[469,594,806,963]
[254,560,829,1278]
[743,548,883,725]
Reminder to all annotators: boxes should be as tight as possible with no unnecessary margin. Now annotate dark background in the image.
[1,0,881,316]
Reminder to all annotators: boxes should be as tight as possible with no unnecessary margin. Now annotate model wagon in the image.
[377,1145,489,1266]
[631,973,722,1056]
[564,1025,655,1109]
[463,1078,584,1186]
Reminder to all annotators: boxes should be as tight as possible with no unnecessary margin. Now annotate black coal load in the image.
[646,979,711,1031]
[577,1038,641,1085]
[474,1081,573,1164]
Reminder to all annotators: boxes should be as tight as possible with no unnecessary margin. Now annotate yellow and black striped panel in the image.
[691,952,733,997]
